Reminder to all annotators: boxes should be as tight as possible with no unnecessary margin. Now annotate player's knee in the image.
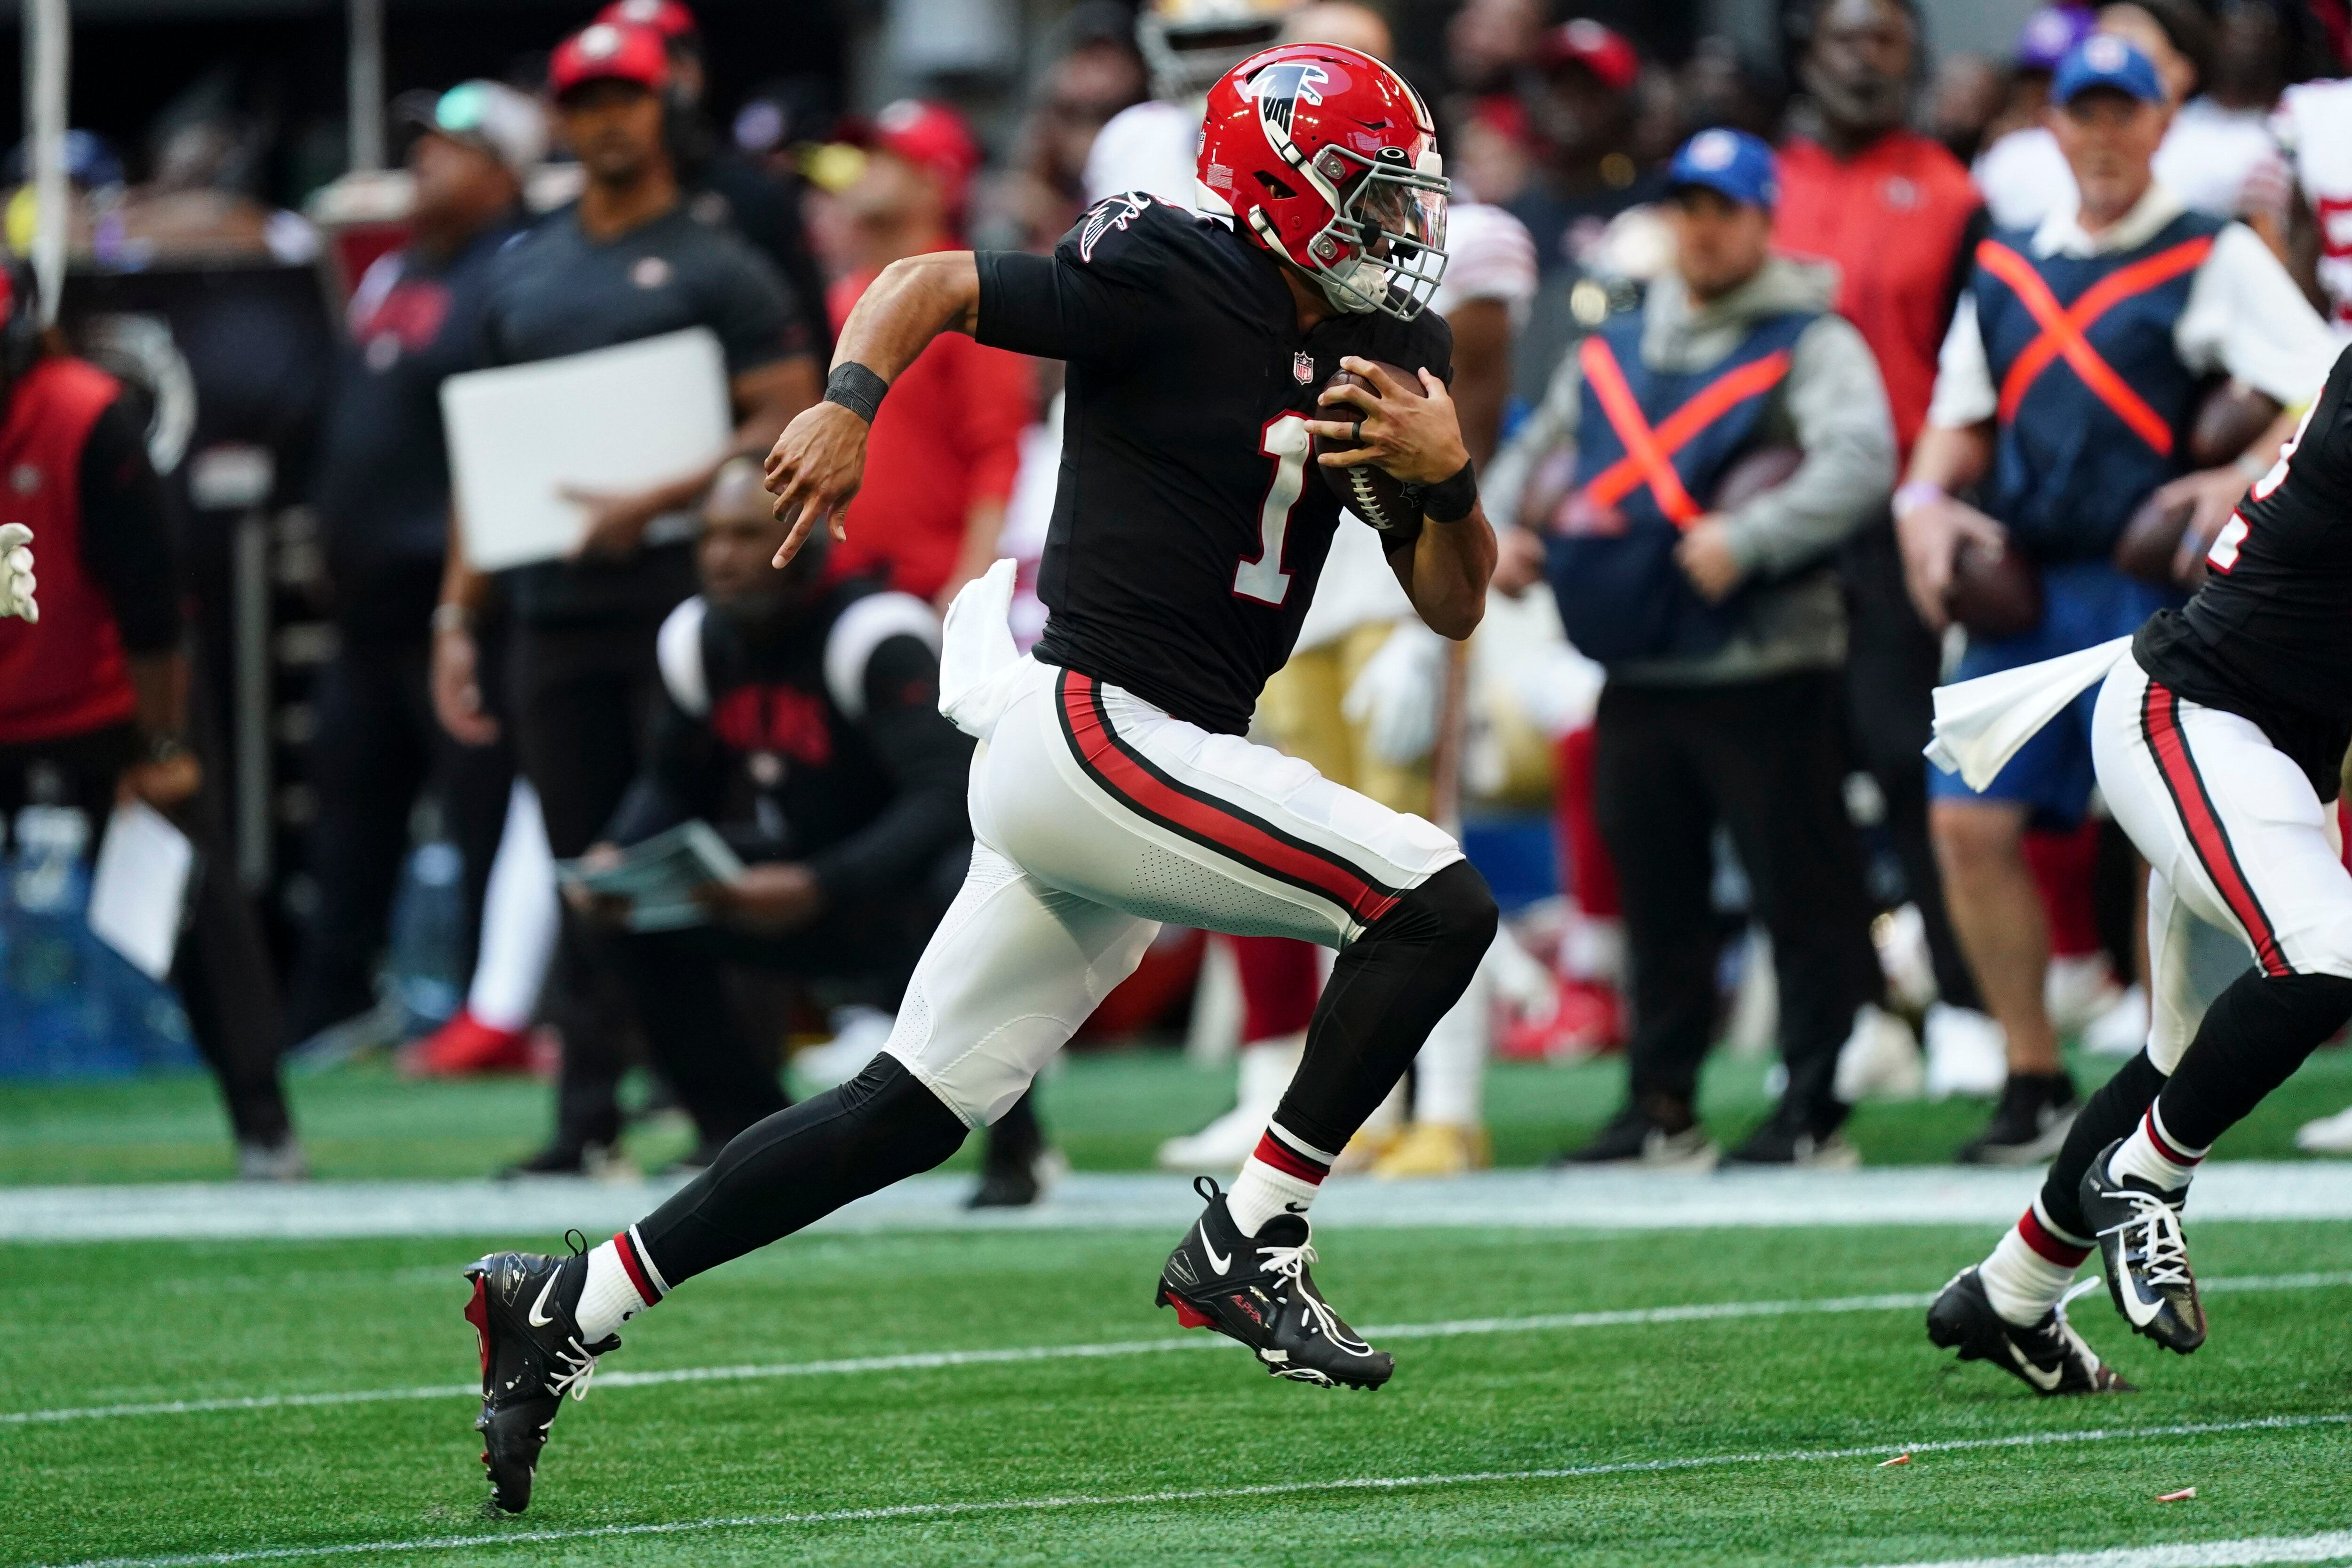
[2266,969,2352,1032]
[841,1052,971,1170]
[1381,860,1498,969]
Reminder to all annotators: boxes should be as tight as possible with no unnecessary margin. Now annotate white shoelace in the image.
[2050,1277,2104,1364]
[1256,1238,1371,1353]
[546,1337,604,1402]
[2102,1189,2195,1289]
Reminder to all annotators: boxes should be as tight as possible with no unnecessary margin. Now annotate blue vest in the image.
[1545,308,1814,665]
[1973,210,2221,560]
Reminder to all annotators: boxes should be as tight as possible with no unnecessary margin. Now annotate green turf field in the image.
[13,1037,2352,1184]
[6,1220,2352,1567]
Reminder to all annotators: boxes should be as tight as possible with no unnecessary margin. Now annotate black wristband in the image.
[1422,459,1478,523]
[824,362,889,424]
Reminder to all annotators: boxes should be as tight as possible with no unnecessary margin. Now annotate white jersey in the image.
[2274,78,2352,333]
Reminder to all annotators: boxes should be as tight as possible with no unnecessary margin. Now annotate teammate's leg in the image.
[2079,661,2352,1351]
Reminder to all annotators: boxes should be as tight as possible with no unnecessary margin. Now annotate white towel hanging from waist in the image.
[1924,635,2135,791]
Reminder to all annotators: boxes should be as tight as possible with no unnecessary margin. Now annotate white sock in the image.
[467,783,560,1032]
[1978,1202,2090,1326]
[1227,1122,1334,1234]
[574,1227,667,1341]
[2110,1105,2205,1192]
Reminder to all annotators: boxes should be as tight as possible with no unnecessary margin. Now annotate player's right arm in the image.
[763,251,983,567]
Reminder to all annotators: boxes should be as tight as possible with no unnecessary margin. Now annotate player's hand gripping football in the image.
[1306,357,1470,486]
[763,401,868,568]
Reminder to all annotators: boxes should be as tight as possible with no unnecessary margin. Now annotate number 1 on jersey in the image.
[1234,413,1312,606]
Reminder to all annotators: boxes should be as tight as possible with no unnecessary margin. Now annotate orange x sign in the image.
[1578,335,1794,529]
[1977,236,2214,457]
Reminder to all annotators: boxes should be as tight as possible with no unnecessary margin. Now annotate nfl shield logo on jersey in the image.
[1293,351,1314,384]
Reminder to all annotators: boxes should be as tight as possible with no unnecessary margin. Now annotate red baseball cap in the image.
[548,21,670,100]
[596,0,700,48]
[1539,18,1640,92]
[869,99,982,203]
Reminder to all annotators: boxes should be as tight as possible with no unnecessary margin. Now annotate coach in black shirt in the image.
[289,82,539,1045]
[432,18,818,1173]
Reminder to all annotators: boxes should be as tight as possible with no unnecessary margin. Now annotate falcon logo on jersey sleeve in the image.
[1254,63,1329,139]
[1079,193,1152,262]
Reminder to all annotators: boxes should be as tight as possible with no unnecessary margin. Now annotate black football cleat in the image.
[461,1237,617,1513]
[1926,1267,2133,1396]
[2080,1140,2206,1353]
[1154,1177,1393,1390]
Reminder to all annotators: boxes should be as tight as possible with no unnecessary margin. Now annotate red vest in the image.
[0,357,137,746]
[1774,131,1982,459]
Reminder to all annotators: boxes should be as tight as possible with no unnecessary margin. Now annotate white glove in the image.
[0,524,35,623]
[1343,621,1445,767]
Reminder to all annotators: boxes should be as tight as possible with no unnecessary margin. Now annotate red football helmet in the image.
[1197,43,1449,320]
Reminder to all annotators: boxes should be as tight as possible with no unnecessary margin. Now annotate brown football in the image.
[1945,536,2042,639]
[1710,444,1803,510]
[1316,363,1426,533]
[2188,378,2281,470]
[2113,490,2205,589]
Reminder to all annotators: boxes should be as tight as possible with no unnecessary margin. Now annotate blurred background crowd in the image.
[8,0,2352,1201]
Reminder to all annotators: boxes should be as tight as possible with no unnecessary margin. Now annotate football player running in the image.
[1927,343,2352,1390]
[461,43,1499,1513]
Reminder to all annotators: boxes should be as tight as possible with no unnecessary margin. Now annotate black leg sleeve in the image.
[1269,860,1498,1155]
[634,1053,968,1287]
[2038,1049,2167,1240]
[2155,970,2352,1152]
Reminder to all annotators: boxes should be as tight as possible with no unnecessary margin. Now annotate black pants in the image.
[604,843,1046,1163]
[0,718,292,1146]
[287,628,513,1043]
[1841,514,1980,1010]
[1593,670,1882,1136]
[508,616,671,1150]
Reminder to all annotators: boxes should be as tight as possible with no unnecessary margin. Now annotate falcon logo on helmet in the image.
[1197,43,1450,321]
[1253,62,1327,136]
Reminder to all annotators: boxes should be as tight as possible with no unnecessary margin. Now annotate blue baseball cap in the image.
[1666,127,1778,211]
[2051,33,2165,107]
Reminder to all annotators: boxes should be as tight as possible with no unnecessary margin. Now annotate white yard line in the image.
[1858,1530,2352,1568]
[32,1414,2352,1568]
[7,1270,2346,1428]
[16,1162,2352,1241]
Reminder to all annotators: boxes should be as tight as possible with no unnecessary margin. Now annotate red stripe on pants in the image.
[1058,671,1401,925]
[2142,682,2289,976]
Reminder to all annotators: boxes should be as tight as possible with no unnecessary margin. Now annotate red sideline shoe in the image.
[404,1009,534,1077]
[1499,978,1623,1061]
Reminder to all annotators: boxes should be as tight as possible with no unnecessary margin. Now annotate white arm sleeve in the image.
[825,592,943,720]
[1925,294,1999,429]
[654,596,710,718]
[2176,221,2340,406]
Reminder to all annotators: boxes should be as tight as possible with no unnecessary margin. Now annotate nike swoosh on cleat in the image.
[2002,1338,2065,1392]
[528,1276,559,1329]
[2120,1277,2165,1327]
[1201,1237,1232,1275]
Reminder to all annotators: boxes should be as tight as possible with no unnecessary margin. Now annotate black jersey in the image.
[2135,342,2352,796]
[974,192,1454,736]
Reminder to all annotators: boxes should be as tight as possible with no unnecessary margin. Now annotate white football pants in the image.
[2092,652,2352,1073]
[884,657,1463,1126]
